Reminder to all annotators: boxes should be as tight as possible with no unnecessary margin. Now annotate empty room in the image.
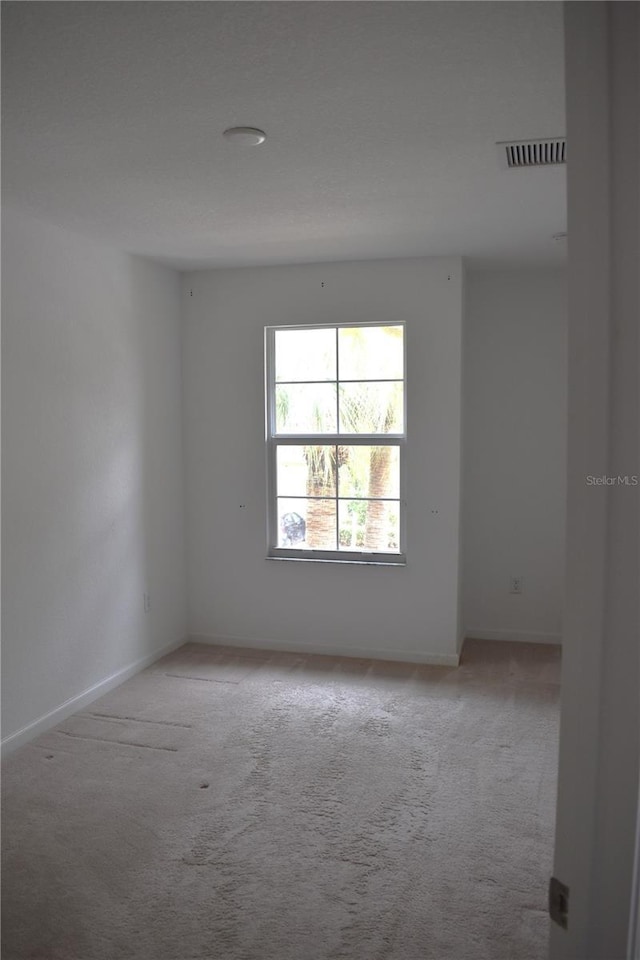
[2,3,638,960]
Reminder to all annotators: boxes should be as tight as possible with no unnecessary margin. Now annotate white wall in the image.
[183,257,463,664]
[1,205,187,747]
[463,268,567,644]
[551,4,639,957]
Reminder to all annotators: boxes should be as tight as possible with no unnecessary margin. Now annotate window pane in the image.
[337,446,400,499]
[338,325,403,381]
[338,499,401,553]
[275,328,336,382]
[275,383,337,434]
[277,497,336,550]
[339,382,403,434]
[277,445,337,498]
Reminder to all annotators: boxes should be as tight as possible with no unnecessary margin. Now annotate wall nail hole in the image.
[200,782,209,789]
[46,754,54,760]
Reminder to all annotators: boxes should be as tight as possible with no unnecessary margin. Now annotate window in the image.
[265,322,406,563]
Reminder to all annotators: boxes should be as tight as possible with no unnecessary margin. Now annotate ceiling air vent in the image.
[497,137,566,169]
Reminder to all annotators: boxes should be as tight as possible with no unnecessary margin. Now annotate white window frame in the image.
[265,320,407,564]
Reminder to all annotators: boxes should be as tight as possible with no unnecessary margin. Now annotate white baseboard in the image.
[465,628,562,645]
[1,636,187,759]
[189,633,460,667]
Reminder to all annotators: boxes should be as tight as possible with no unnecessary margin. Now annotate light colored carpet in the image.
[1,639,560,960]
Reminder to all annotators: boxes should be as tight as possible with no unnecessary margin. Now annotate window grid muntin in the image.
[275,378,403,385]
[277,495,402,503]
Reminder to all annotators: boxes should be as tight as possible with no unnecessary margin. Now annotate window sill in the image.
[266,554,406,567]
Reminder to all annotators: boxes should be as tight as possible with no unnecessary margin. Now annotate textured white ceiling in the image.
[2,2,566,270]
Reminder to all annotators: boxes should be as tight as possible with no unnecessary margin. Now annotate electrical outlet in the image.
[144,593,151,614]
[510,576,524,595]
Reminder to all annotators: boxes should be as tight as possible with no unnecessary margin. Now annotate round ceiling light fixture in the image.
[223,126,267,146]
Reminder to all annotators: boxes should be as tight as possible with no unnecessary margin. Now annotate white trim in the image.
[465,628,562,646]
[629,772,640,960]
[189,633,460,667]
[267,548,406,565]
[266,555,406,567]
[1,636,187,759]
